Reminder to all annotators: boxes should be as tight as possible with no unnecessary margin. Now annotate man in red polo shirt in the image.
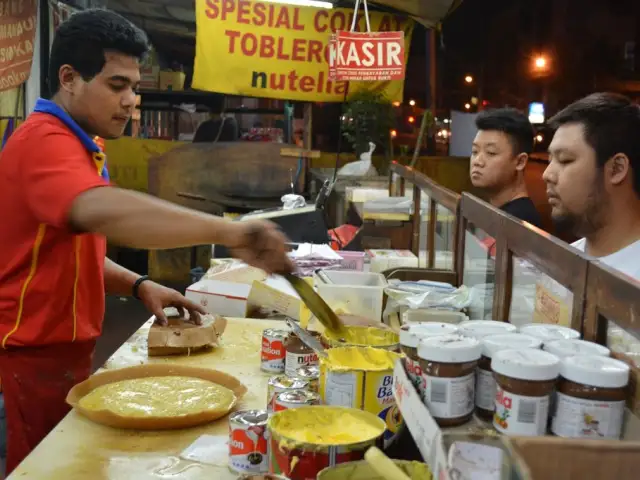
[0,9,292,474]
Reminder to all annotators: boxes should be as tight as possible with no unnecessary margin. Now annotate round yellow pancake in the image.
[79,376,236,418]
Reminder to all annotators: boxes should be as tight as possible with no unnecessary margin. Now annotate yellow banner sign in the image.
[193,0,414,102]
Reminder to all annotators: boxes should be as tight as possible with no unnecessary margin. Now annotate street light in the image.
[409,99,416,107]
[534,56,547,70]
[464,103,471,110]
[464,75,473,84]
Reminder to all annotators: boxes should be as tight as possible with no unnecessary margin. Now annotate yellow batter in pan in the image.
[79,376,236,418]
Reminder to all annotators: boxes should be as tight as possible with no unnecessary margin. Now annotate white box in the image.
[367,249,419,273]
[205,261,267,284]
[315,270,387,322]
[247,277,307,321]
[185,279,250,318]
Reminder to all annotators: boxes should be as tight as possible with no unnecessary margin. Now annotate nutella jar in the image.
[458,320,517,339]
[400,322,459,399]
[492,349,560,436]
[552,355,629,439]
[476,334,542,420]
[518,323,580,346]
[284,332,321,377]
[543,339,610,358]
[418,334,482,427]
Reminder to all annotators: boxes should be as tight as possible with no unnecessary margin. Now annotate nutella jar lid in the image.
[400,322,459,348]
[418,334,482,363]
[560,355,630,388]
[458,320,517,339]
[482,333,542,358]
[544,339,610,358]
[518,323,580,343]
[492,349,560,381]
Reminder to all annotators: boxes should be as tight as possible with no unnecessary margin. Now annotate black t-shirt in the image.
[500,197,543,228]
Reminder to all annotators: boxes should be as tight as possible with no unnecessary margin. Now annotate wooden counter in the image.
[9,317,283,480]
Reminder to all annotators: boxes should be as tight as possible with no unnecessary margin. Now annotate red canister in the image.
[267,406,385,480]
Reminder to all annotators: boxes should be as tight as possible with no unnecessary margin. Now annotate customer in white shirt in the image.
[544,92,640,280]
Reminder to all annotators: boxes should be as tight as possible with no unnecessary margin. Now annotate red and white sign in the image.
[329,30,405,82]
[0,0,37,92]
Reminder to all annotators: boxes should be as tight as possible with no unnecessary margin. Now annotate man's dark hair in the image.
[549,92,640,195]
[475,108,535,155]
[48,9,149,95]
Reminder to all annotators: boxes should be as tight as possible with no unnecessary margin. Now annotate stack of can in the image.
[228,327,323,476]
[262,327,321,412]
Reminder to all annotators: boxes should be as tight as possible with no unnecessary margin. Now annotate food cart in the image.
[10,160,640,479]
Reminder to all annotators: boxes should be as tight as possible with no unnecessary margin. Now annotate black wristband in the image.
[132,275,150,300]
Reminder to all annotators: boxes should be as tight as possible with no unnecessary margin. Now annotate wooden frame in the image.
[583,261,640,415]
[583,261,640,344]
[459,193,589,329]
[389,162,461,273]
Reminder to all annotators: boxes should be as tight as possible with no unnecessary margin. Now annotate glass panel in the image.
[607,320,640,369]
[417,193,456,270]
[436,204,456,270]
[508,256,574,328]
[463,223,496,320]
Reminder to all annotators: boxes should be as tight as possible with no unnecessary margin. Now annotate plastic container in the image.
[543,339,610,358]
[518,323,580,345]
[315,271,387,322]
[492,349,561,436]
[475,334,542,420]
[402,308,469,325]
[552,355,630,439]
[418,334,482,427]
[458,320,517,339]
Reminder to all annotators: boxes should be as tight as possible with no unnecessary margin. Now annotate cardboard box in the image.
[185,279,250,318]
[367,249,419,273]
[247,277,312,323]
[204,261,267,285]
[159,70,185,91]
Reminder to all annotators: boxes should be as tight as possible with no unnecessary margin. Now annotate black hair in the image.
[475,108,535,155]
[549,92,640,195]
[48,8,149,95]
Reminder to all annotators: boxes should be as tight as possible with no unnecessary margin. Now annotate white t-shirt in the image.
[572,238,640,280]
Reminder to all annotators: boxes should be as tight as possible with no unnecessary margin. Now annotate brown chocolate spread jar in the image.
[551,355,630,439]
[284,331,320,377]
[399,323,459,399]
[492,349,560,436]
[475,334,542,420]
[417,334,482,427]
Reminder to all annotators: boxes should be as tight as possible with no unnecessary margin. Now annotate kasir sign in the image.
[329,30,405,82]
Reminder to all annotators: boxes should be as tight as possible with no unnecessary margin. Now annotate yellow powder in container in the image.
[320,346,403,372]
[268,406,385,446]
[323,325,399,348]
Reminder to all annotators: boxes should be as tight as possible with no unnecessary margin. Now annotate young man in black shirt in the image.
[470,108,543,228]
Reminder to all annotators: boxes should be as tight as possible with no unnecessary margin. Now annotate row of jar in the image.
[400,320,631,439]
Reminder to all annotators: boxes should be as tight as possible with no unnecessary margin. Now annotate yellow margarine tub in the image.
[319,347,404,448]
[322,325,400,350]
[267,406,386,480]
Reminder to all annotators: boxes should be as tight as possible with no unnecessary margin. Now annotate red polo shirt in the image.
[0,113,109,347]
